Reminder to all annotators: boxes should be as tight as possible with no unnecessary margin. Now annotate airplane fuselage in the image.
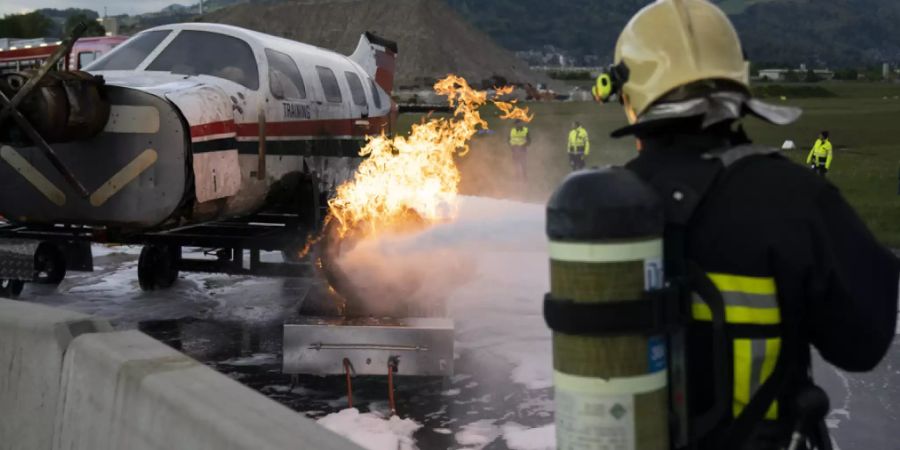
[0,23,397,231]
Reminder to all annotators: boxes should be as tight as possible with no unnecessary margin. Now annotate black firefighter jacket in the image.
[625,129,898,449]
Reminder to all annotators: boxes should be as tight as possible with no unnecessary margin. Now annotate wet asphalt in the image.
[17,248,900,449]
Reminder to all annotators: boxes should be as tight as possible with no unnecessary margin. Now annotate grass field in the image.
[396,82,900,247]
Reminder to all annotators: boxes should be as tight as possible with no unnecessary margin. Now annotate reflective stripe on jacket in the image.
[509,126,529,146]
[806,139,833,169]
[693,273,781,420]
[567,127,590,155]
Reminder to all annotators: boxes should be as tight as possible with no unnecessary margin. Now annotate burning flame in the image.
[325,75,532,239]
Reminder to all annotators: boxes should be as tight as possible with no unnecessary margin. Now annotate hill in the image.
[730,0,900,66]
[206,0,547,88]
[0,8,97,39]
[445,0,900,67]
[12,0,900,68]
[446,0,642,65]
[714,0,778,15]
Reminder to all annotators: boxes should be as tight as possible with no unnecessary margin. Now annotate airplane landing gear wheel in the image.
[138,245,180,291]
[34,243,66,285]
[0,279,25,299]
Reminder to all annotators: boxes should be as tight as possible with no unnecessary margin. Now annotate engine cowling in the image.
[0,70,110,143]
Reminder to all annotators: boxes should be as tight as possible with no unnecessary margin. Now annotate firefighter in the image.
[806,131,833,176]
[567,121,590,171]
[595,0,898,448]
[508,119,530,182]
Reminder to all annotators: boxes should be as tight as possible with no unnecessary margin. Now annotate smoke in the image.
[456,126,576,205]
[333,233,477,317]
[329,196,546,318]
[325,193,555,421]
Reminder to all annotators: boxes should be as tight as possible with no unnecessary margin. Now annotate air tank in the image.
[545,167,669,450]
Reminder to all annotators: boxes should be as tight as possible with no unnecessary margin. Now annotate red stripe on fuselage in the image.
[190,121,236,139]
[190,116,390,140]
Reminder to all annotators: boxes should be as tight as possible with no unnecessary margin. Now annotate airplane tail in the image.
[349,32,398,95]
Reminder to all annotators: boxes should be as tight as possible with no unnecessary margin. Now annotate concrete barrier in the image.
[0,299,112,450]
[54,329,360,450]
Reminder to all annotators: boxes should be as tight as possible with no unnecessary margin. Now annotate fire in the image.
[326,75,532,239]
[493,85,535,122]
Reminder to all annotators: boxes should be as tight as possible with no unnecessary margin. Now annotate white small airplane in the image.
[0,23,400,292]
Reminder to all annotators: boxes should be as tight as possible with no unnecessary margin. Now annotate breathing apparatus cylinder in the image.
[544,167,670,450]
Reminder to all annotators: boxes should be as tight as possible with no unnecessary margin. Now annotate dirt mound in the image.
[206,0,547,89]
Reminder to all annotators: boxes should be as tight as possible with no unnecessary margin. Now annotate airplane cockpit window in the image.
[369,79,383,110]
[266,48,306,100]
[344,71,367,107]
[87,30,169,71]
[316,66,343,103]
[146,30,259,90]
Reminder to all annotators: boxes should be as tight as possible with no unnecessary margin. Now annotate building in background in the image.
[99,16,119,36]
[758,67,835,81]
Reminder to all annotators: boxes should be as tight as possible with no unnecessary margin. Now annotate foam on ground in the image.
[501,422,555,450]
[317,408,421,450]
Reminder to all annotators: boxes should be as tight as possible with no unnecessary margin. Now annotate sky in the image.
[0,1,194,17]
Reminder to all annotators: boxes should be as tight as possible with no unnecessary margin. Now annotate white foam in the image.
[501,423,555,450]
[454,419,500,449]
[317,408,421,450]
[91,244,142,257]
[219,353,278,366]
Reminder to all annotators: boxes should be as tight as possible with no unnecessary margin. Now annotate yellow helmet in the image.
[609,0,750,117]
[594,0,800,136]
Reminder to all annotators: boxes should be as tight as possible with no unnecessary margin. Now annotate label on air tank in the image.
[554,370,666,450]
[556,388,635,450]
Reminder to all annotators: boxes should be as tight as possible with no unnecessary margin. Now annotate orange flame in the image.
[325,75,532,239]
[496,100,535,122]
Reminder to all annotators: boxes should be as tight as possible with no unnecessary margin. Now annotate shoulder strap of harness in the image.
[702,145,818,449]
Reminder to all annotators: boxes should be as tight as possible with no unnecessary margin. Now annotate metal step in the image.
[283,316,454,377]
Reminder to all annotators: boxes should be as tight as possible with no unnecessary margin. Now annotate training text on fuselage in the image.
[283,102,311,119]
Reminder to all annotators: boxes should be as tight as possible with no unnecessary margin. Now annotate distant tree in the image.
[64,14,106,37]
[0,12,54,38]
[784,70,801,82]
[859,66,885,81]
[805,69,822,83]
[833,69,858,81]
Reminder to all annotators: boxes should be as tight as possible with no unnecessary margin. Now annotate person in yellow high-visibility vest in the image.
[567,121,590,171]
[508,119,530,181]
[806,131,833,176]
